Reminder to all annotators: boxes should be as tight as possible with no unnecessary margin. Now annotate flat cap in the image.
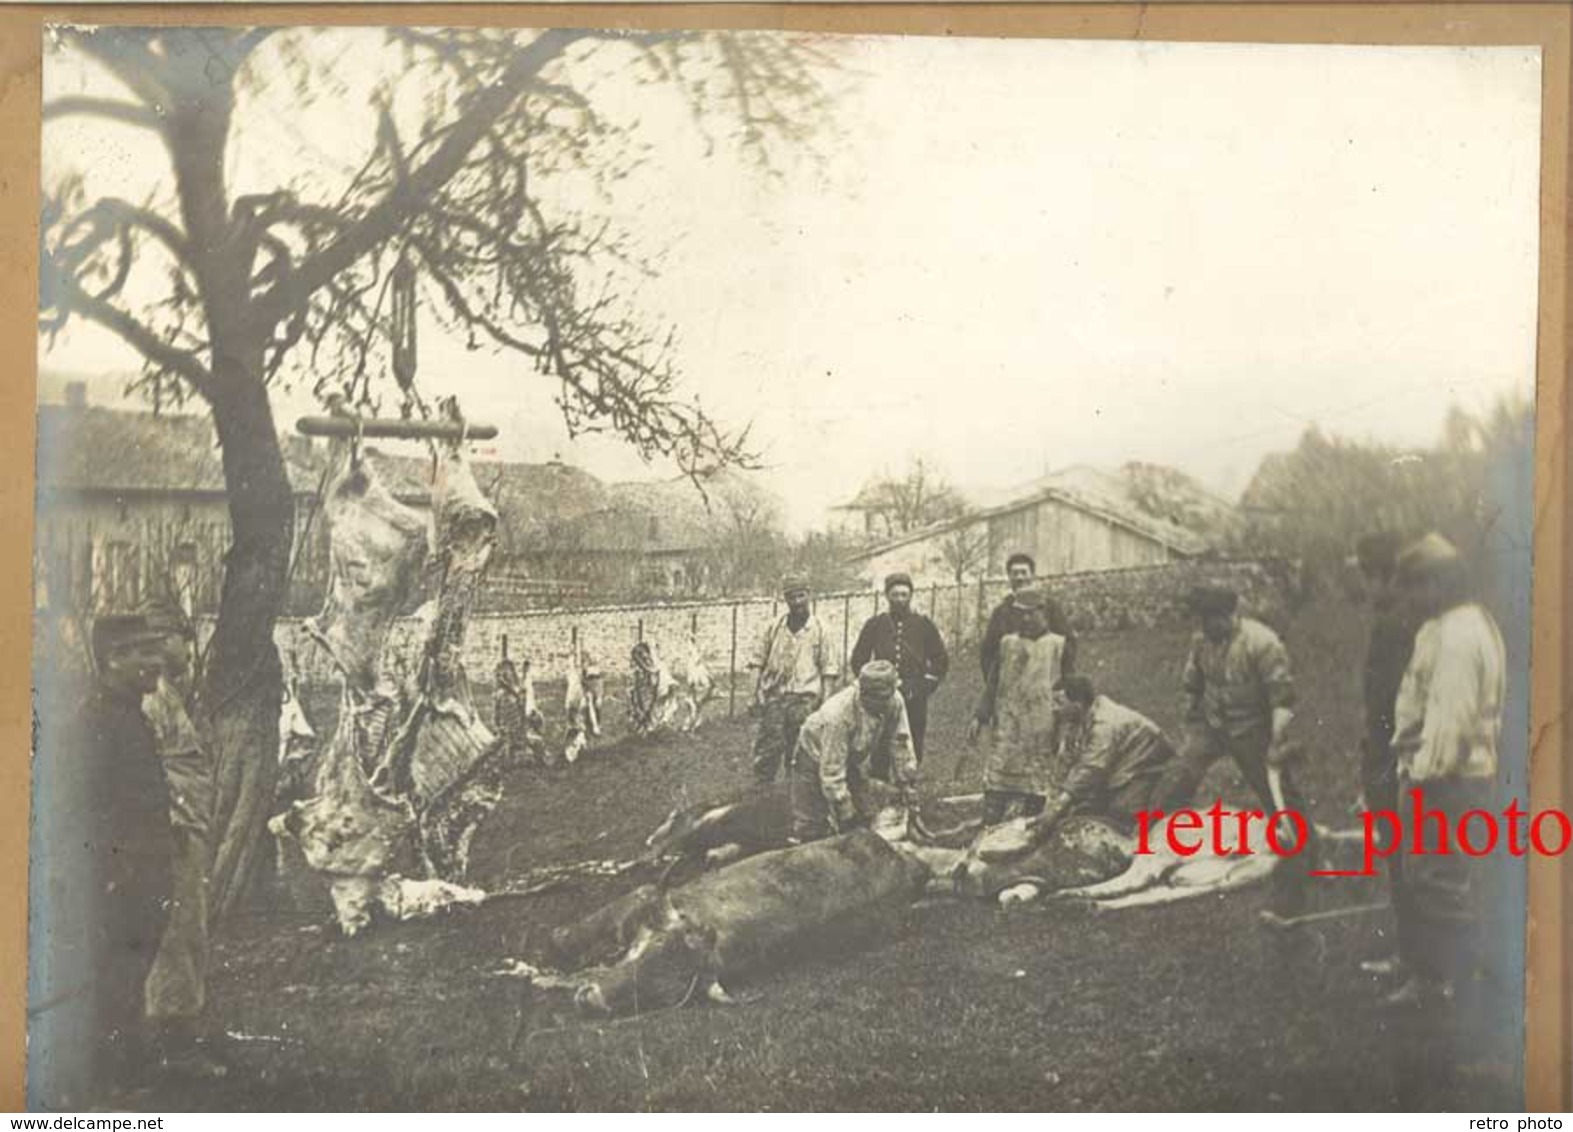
[857,659,900,697]
[1186,584,1238,617]
[781,573,811,595]
[1396,532,1461,581]
[884,572,914,593]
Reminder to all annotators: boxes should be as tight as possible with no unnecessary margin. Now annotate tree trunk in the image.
[201,347,294,921]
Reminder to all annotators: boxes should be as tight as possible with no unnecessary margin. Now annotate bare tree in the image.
[40,25,837,915]
[865,456,969,536]
[937,523,989,584]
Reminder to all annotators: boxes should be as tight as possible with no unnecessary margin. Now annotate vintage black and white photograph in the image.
[28,23,1541,1112]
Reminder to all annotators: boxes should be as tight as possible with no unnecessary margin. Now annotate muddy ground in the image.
[129,597,1523,1111]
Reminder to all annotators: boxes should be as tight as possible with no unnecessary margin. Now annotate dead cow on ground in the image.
[523,830,930,1017]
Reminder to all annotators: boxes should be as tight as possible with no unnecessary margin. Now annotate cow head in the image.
[574,914,719,1017]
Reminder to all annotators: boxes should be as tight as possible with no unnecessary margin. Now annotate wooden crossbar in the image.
[296,415,499,441]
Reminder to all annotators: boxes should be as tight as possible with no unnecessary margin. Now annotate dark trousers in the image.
[1399,776,1493,987]
[1168,724,1319,914]
[904,687,930,761]
[1362,735,1408,962]
[752,693,817,783]
[789,758,882,842]
[871,686,929,781]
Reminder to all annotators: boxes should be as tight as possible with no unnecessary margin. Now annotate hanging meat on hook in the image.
[273,406,508,931]
[305,448,430,695]
[369,402,505,880]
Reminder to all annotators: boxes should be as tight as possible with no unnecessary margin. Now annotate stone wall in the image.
[214,557,1299,691]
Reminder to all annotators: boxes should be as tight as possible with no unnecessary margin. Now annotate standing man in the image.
[968,586,1068,823]
[138,601,228,1079]
[1354,531,1422,979]
[748,574,839,784]
[1168,584,1316,915]
[1026,674,1183,839]
[980,552,1077,682]
[789,660,920,842]
[1385,534,1505,1013]
[849,572,950,763]
[30,612,175,1107]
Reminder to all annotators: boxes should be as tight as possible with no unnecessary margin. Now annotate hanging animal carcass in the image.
[271,423,508,934]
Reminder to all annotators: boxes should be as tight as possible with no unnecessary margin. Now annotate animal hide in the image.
[533,830,931,1017]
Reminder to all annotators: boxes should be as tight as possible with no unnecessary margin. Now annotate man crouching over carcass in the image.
[788,660,920,842]
[1024,675,1186,843]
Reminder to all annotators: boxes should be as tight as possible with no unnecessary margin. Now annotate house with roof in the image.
[842,465,1226,588]
[33,384,744,617]
[34,389,329,617]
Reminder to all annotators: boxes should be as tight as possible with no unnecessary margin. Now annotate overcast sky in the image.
[41,31,1542,531]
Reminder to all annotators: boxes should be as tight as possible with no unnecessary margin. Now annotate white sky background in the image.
[40,32,1543,532]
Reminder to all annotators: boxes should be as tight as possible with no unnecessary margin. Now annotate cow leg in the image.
[1053,855,1173,902]
[546,884,665,969]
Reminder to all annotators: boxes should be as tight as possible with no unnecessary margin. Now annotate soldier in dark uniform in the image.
[849,572,949,763]
[30,613,176,1107]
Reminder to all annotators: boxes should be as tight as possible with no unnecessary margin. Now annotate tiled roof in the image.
[36,404,322,495]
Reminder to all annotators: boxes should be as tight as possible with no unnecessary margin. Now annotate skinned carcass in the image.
[561,637,598,766]
[305,456,430,695]
[272,422,507,932]
[369,433,504,879]
[522,830,931,1016]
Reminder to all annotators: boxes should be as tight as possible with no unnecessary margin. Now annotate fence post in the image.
[728,602,739,719]
[930,583,938,616]
[637,617,644,644]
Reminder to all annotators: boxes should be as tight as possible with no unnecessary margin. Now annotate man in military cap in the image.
[29,612,176,1105]
[1167,583,1315,915]
[789,660,920,842]
[747,573,839,783]
[969,585,1069,824]
[849,572,950,763]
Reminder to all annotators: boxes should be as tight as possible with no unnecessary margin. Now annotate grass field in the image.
[135,596,1523,1112]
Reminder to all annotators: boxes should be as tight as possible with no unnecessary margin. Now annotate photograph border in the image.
[1,2,1567,1112]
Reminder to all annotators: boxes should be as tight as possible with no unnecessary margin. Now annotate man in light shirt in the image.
[790,660,920,841]
[748,574,839,784]
[1385,534,1506,1012]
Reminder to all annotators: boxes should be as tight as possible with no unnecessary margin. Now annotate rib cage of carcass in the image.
[293,418,505,913]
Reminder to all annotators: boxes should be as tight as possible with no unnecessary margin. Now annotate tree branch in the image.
[55,271,212,393]
[251,27,592,329]
[42,96,162,133]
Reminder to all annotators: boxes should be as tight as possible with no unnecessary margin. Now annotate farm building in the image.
[32,388,752,617]
[843,465,1226,587]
